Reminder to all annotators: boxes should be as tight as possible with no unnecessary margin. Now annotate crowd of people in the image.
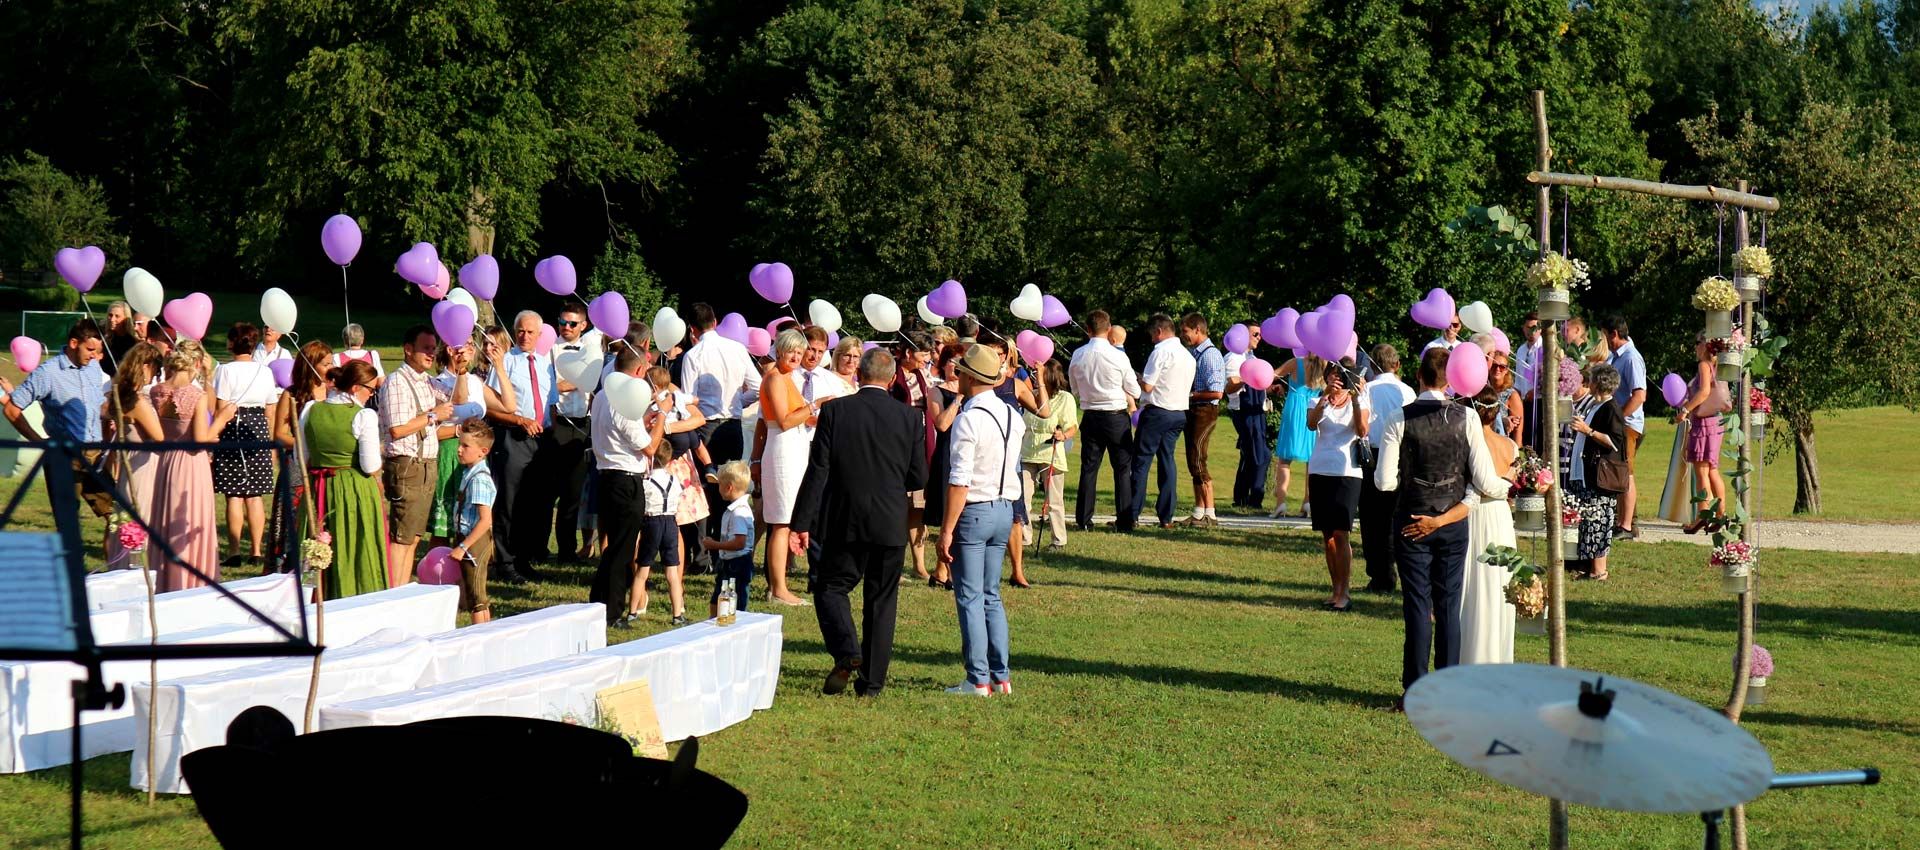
[3,293,1687,703]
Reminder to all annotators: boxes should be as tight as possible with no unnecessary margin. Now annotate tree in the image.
[0,152,130,291]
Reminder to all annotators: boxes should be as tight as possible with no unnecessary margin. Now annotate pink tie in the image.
[529,358,543,425]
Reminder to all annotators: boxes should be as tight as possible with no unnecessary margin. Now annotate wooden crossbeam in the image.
[1526,171,1780,211]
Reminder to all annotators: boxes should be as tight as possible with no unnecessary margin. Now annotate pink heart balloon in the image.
[417,546,459,585]
[746,327,772,357]
[1489,327,1512,355]
[420,262,450,299]
[395,242,440,286]
[54,246,107,293]
[1239,356,1275,391]
[534,323,557,356]
[10,336,43,372]
[432,302,475,349]
[1409,288,1456,330]
[1015,329,1054,365]
[1446,345,1489,396]
[162,292,214,341]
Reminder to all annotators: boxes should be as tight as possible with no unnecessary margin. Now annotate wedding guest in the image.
[299,360,389,599]
[800,326,847,404]
[1422,316,1464,353]
[1487,347,1523,442]
[680,303,758,561]
[1270,352,1326,517]
[1020,360,1076,550]
[380,324,455,587]
[448,420,497,624]
[1515,312,1545,448]
[1598,315,1646,540]
[590,345,666,626]
[487,311,558,583]
[151,341,239,591]
[1224,323,1271,509]
[1180,313,1226,526]
[1107,324,1127,348]
[938,344,1026,697]
[1569,365,1627,581]
[889,333,942,580]
[269,339,333,572]
[1676,334,1731,533]
[1068,311,1140,532]
[103,301,136,375]
[703,462,756,617]
[255,325,294,367]
[920,343,969,588]
[551,302,602,562]
[4,319,113,520]
[929,325,959,349]
[832,335,863,388]
[1126,314,1194,530]
[1359,345,1413,594]
[644,364,710,602]
[630,440,689,625]
[104,343,163,570]
[333,323,386,384]
[753,329,814,606]
[1307,358,1369,611]
[986,336,1044,587]
[212,323,279,571]
[1461,387,1519,665]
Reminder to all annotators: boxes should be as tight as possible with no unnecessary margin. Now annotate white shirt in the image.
[1515,338,1544,397]
[254,343,293,366]
[299,394,383,474]
[1363,374,1415,448]
[1307,394,1369,477]
[1068,338,1140,411]
[212,360,279,407]
[948,391,1027,503]
[1422,336,1463,354]
[1224,352,1245,410]
[719,495,756,562]
[1140,335,1196,412]
[1371,390,1507,511]
[553,329,603,419]
[642,468,681,517]
[679,332,756,419]
[430,372,490,424]
[590,384,657,474]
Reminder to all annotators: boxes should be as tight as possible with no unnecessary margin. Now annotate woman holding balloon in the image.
[1305,358,1368,611]
[1673,335,1731,533]
[1269,352,1326,518]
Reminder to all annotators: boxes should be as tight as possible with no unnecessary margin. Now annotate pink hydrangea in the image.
[1557,356,1582,397]
[116,522,147,554]
[1748,645,1774,678]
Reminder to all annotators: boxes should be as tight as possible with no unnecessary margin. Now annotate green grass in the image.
[3,532,1916,848]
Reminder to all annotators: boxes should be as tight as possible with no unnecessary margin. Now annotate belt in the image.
[605,469,647,477]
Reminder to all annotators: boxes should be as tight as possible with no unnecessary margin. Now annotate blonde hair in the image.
[1299,353,1327,391]
[166,339,208,378]
[715,460,752,495]
[646,365,672,390]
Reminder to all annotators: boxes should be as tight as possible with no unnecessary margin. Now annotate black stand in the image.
[1698,768,1881,850]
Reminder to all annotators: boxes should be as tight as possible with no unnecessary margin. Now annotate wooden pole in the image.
[1532,89,1571,850]
[1727,180,1757,850]
[1525,172,1780,211]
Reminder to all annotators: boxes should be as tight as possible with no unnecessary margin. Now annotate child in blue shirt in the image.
[701,460,755,618]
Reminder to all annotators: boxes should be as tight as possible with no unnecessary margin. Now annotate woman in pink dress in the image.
[148,340,238,591]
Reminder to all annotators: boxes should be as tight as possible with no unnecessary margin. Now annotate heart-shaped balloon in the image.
[1488,327,1511,355]
[1459,300,1494,335]
[1294,310,1324,359]
[395,242,439,286]
[1328,293,1355,316]
[605,371,653,419]
[1343,331,1359,362]
[534,323,557,356]
[1015,329,1054,365]
[1409,288,1456,330]
[1263,308,1302,350]
[420,262,451,299]
[767,316,797,339]
[10,336,43,373]
[717,312,750,344]
[534,255,576,296]
[432,302,476,349]
[927,280,967,319]
[321,215,362,266]
[416,547,459,585]
[745,327,772,357]
[53,246,106,293]
[458,254,500,301]
[590,291,630,338]
[809,299,843,333]
[1315,305,1355,362]
[556,348,603,394]
[260,287,299,333]
[162,292,214,341]
[916,295,945,326]
[652,308,686,353]
[1039,295,1071,328]
[1239,356,1275,391]
[1446,345,1489,396]
[752,262,795,304]
[862,341,880,352]
[1661,372,1688,408]
[123,267,165,317]
[1009,284,1044,322]
[446,287,479,318]
[269,357,296,389]
[1223,323,1250,355]
[862,295,902,333]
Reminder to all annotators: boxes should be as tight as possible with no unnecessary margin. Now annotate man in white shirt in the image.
[937,344,1026,697]
[1373,347,1508,700]
[1224,323,1272,510]
[1125,313,1196,530]
[1358,344,1415,594]
[1422,315,1464,354]
[679,303,759,557]
[1067,310,1141,532]
[550,303,603,561]
[589,344,666,626]
[798,326,845,411]
[1514,312,1544,448]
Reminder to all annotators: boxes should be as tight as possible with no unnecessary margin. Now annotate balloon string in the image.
[1716,204,1726,277]
[341,266,352,327]
[1560,190,1569,256]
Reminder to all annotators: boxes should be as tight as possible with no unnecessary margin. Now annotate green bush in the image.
[0,283,81,312]
[588,234,669,331]
[0,152,128,279]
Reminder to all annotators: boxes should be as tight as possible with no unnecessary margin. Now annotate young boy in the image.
[701,461,755,618]
[646,365,712,473]
[630,440,688,626]
[448,420,496,624]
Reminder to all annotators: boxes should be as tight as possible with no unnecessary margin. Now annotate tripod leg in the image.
[70,681,83,850]
[1701,810,1723,850]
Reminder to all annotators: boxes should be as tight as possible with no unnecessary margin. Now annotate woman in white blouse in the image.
[212,323,281,571]
[1305,358,1369,612]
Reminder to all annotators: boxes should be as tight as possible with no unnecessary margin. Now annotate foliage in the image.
[1447,204,1538,258]
[0,152,129,281]
[588,232,670,325]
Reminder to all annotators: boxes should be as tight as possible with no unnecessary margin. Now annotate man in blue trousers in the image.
[1125,314,1195,530]
[1224,323,1270,509]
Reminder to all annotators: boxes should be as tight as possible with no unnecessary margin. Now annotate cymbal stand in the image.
[1700,769,1880,849]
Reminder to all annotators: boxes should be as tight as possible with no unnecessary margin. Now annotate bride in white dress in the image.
[1461,388,1518,665]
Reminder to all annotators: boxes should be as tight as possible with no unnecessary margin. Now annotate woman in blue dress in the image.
[1270,352,1325,518]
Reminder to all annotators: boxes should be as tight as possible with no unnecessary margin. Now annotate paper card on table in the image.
[596,680,667,759]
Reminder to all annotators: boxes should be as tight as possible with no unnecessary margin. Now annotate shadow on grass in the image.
[14,813,204,849]
[1567,599,1920,644]
[1749,710,1920,739]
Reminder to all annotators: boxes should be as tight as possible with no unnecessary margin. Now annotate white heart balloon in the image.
[1009,283,1044,322]
[808,298,843,333]
[260,287,299,333]
[863,294,902,333]
[446,286,479,318]
[124,267,165,317]
[1460,300,1494,335]
[652,309,687,353]
[916,295,945,326]
[556,349,603,394]
[608,371,652,419]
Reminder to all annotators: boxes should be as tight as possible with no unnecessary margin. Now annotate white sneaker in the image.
[992,680,1012,695]
[945,683,991,697]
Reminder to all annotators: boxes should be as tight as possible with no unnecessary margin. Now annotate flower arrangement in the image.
[1749,386,1773,414]
[1557,356,1583,398]
[1733,246,1773,278]
[303,531,334,570]
[1509,448,1552,496]
[1481,546,1547,620]
[115,521,148,554]
[1710,540,1756,574]
[1562,505,1582,527]
[1706,329,1746,354]
[1693,276,1740,311]
[1746,644,1774,679]
[1527,252,1591,291]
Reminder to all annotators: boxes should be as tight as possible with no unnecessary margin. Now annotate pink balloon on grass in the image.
[1445,345,1489,396]
[321,215,362,266]
[458,254,500,301]
[10,336,42,373]
[417,547,460,585]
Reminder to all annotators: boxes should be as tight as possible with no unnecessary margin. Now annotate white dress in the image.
[759,369,811,525]
[1460,433,1518,665]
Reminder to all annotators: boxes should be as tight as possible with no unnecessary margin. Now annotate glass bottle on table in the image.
[717,578,736,626]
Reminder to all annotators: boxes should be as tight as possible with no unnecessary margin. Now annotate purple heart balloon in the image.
[458,254,500,301]
[1267,308,1302,349]
[54,246,106,292]
[1409,287,1456,330]
[269,357,296,389]
[1315,305,1355,362]
[588,291,629,338]
[1294,310,1324,357]
[395,242,440,286]
[431,301,476,350]
[1328,293,1355,316]
[535,255,576,296]
[1223,323,1250,355]
[321,215,362,266]
[1038,294,1071,328]
[717,312,750,344]
[753,262,795,304]
[1661,372,1688,408]
[927,280,967,319]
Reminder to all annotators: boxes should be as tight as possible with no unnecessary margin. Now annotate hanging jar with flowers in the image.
[1711,539,1756,593]
[1749,386,1772,440]
[1743,644,1773,705]
[1555,355,1582,421]
[1694,276,1740,338]
[1528,252,1590,321]
[1709,330,1747,382]
[1510,449,1551,531]
[1732,246,1771,302]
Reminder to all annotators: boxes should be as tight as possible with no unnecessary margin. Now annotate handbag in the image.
[1594,452,1630,495]
[1352,438,1376,469]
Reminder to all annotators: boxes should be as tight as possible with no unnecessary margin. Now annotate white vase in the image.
[1536,288,1572,321]
[1734,276,1763,302]
[1746,676,1767,705]
[1705,310,1734,339]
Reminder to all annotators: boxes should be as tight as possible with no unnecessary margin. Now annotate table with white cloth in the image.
[418,603,606,687]
[321,612,784,742]
[84,569,159,610]
[89,573,306,644]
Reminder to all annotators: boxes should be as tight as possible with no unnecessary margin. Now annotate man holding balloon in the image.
[1178,314,1227,527]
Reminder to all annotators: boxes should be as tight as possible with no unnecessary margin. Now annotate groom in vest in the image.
[1371,348,1507,705]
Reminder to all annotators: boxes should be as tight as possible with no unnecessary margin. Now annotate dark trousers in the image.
[813,541,904,696]
[697,417,744,541]
[1126,407,1184,526]
[1394,516,1469,691]
[591,471,645,623]
[1357,458,1396,591]
[550,415,592,556]
[1075,410,1134,530]
[1230,407,1270,507]
[488,426,542,575]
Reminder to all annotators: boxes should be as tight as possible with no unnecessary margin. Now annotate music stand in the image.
[0,439,320,850]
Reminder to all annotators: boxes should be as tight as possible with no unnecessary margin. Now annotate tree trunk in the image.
[1793,422,1821,515]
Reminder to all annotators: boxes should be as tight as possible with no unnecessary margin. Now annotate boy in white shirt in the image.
[701,461,756,618]
[630,440,688,626]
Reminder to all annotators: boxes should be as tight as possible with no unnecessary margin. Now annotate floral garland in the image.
[1693,276,1740,311]
[1526,251,1591,291]
[1733,245,1773,278]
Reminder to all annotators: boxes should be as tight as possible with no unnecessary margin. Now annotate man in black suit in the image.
[791,349,928,697]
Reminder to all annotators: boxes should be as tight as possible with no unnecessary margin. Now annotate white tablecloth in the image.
[85,570,156,610]
[320,612,783,742]
[419,603,606,687]
[131,629,434,794]
[90,573,306,644]
[0,583,457,773]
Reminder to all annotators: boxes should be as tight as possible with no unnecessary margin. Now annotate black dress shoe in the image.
[824,658,862,695]
[494,569,528,585]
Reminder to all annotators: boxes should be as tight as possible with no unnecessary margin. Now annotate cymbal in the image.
[1405,664,1773,813]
